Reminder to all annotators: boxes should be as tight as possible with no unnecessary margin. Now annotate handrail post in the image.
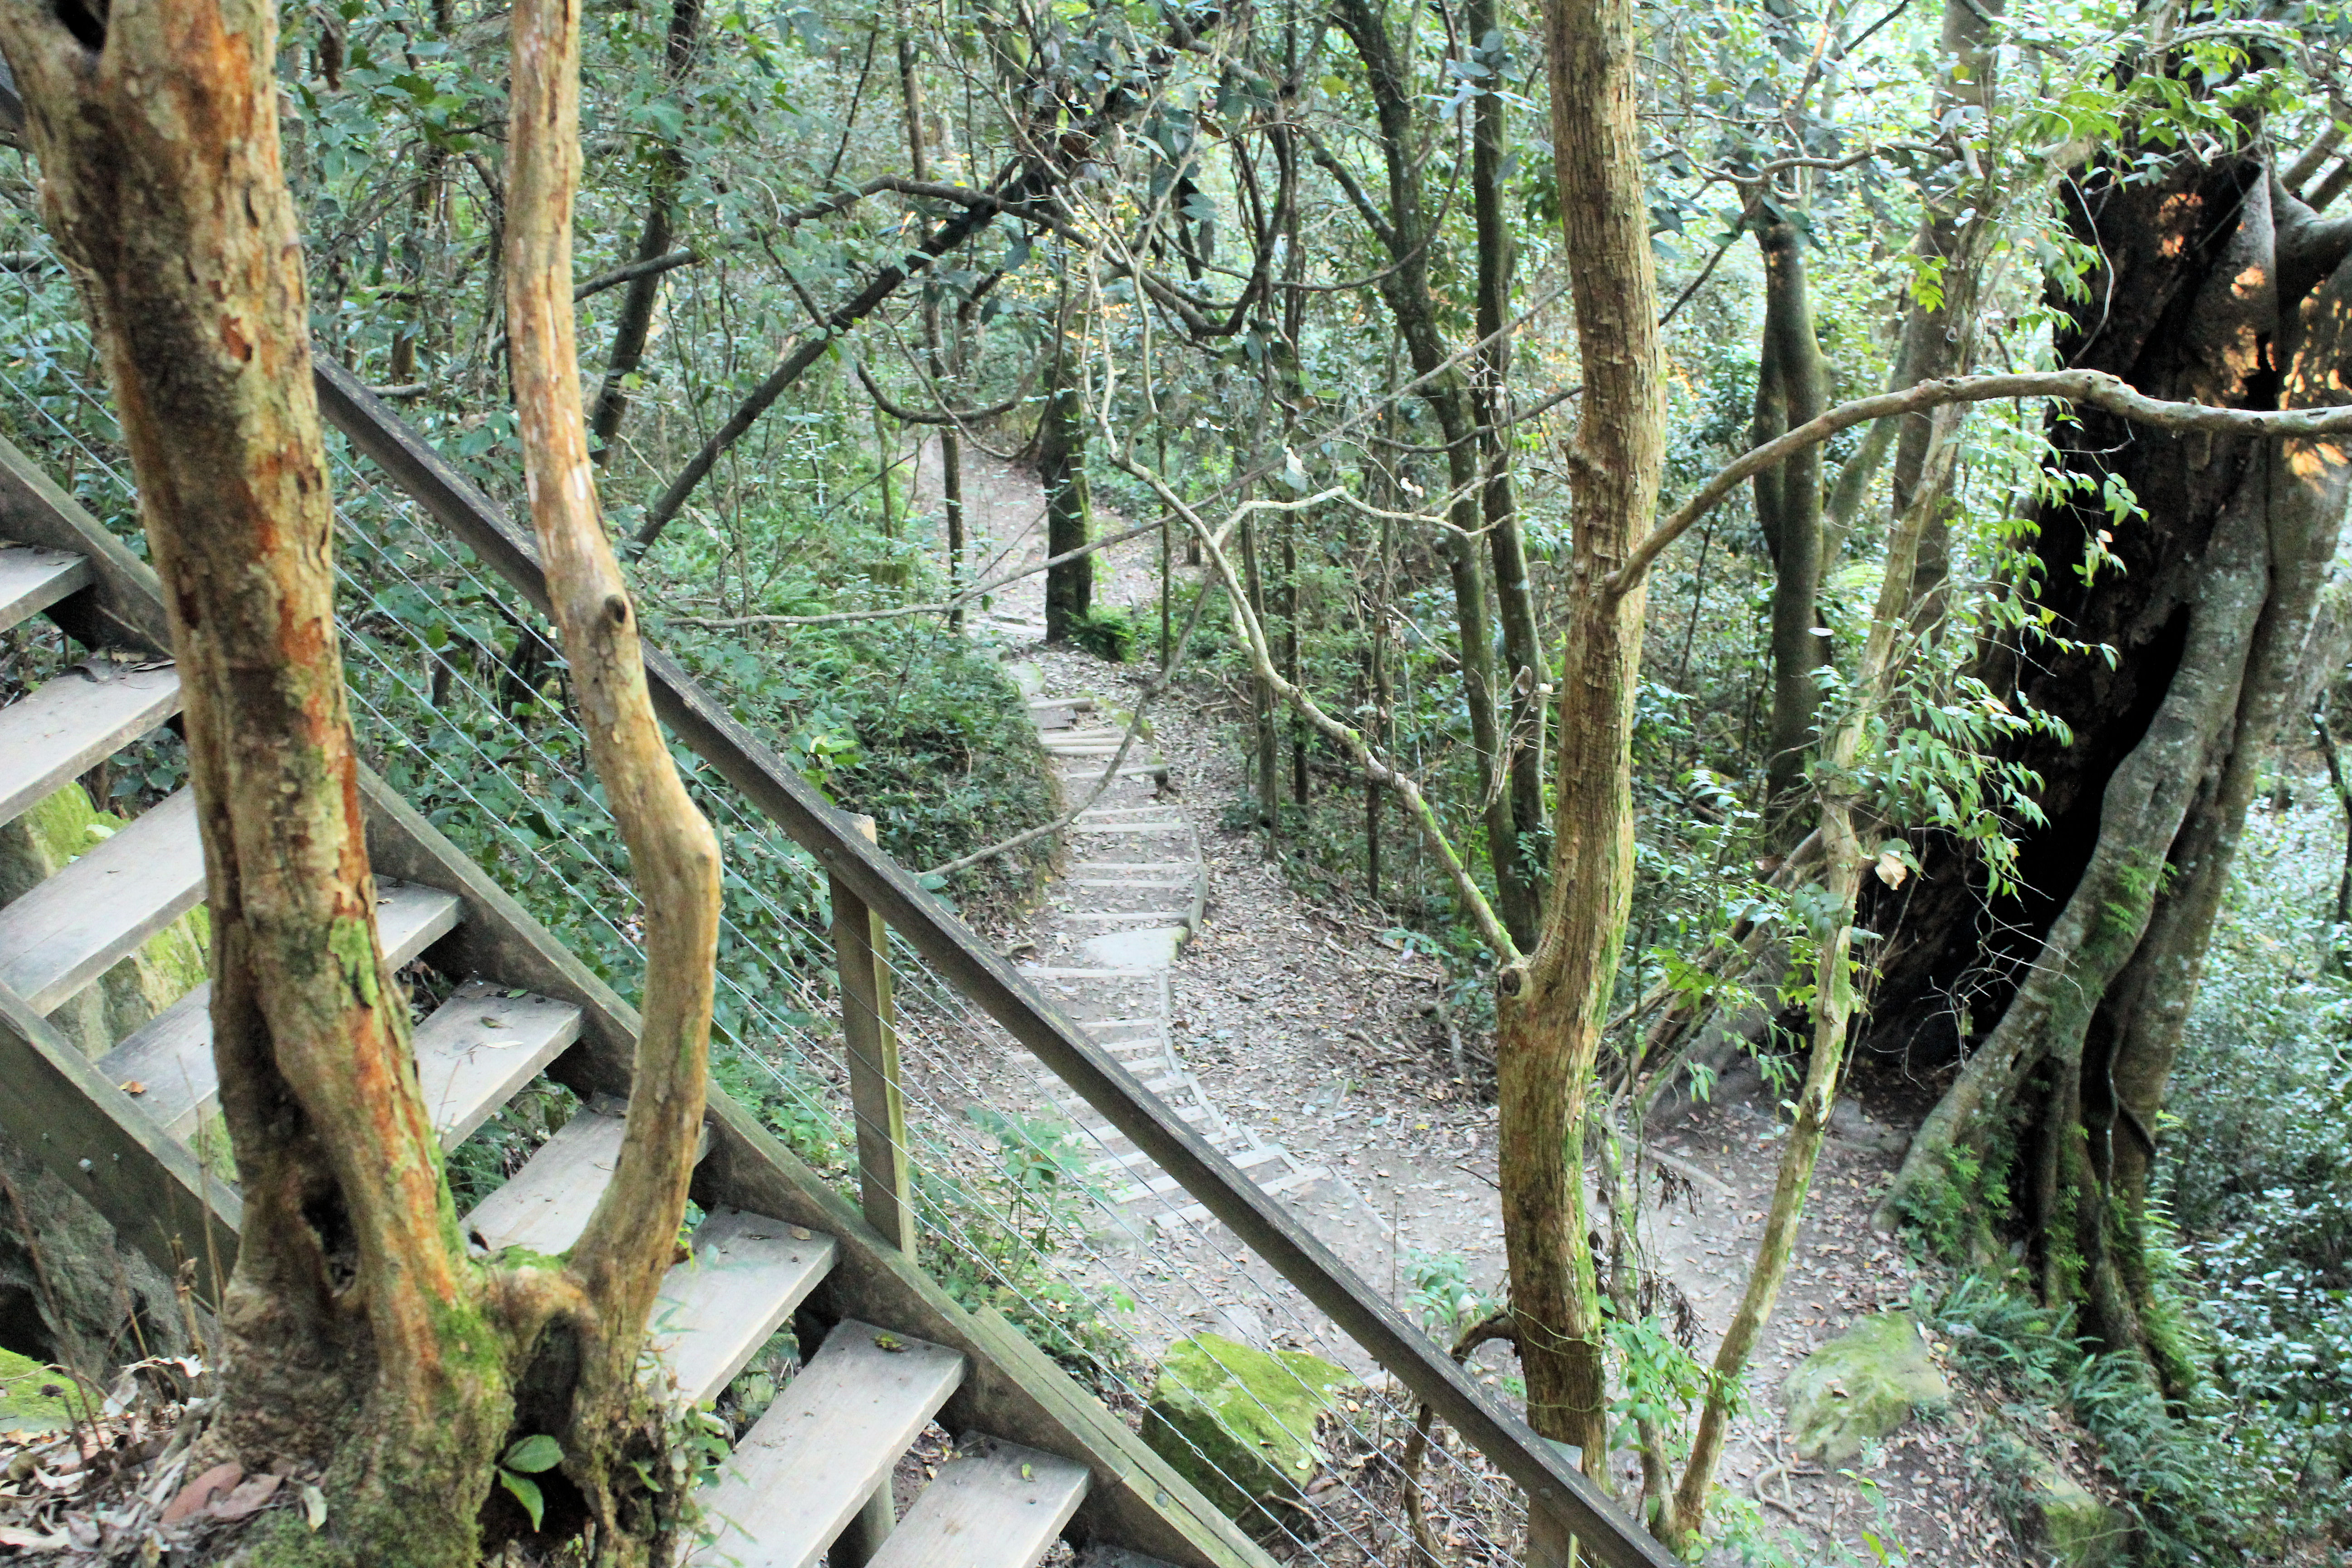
[831,813,916,1256]
[830,813,913,1565]
[1529,1499,1580,1568]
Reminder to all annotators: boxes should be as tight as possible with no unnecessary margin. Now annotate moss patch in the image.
[1142,1333,1351,1532]
[1785,1312,1950,1464]
[0,1347,78,1437]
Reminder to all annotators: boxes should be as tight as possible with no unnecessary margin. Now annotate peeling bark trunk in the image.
[3,0,725,1557]
[0,0,505,1553]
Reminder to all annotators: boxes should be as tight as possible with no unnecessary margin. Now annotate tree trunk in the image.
[1040,298,1093,643]
[898,30,964,622]
[4,0,724,1557]
[1876,147,2352,1367]
[507,0,725,1512]
[1751,219,1828,838]
[0,0,507,1553]
[1329,0,1538,951]
[1495,0,1666,1475]
[1468,0,1548,898]
[587,0,703,459]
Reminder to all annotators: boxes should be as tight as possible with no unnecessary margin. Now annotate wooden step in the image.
[655,1209,835,1404]
[413,980,582,1147]
[865,1435,1090,1568]
[463,1104,623,1253]
[0,662,181,829]
[0,787,202,1012]
[0,546,92,636]
[690,1319,966,1568]
[100,877,462,1139]
[467,1109,831,1404]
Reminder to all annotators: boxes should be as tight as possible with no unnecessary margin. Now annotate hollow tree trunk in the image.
[1875,148,2352,1369]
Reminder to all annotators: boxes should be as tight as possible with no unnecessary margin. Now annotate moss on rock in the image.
[1142,1333,1351,1531]
[1785,1312,1950,1464]
[0,1347,79,1437]
[2011,1449,2127,1568]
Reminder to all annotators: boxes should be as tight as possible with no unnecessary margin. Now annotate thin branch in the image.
[574,246,700,301]
[1611,370,2352,596]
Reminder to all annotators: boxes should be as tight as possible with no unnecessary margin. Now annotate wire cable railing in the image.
[0,197,1666,1568]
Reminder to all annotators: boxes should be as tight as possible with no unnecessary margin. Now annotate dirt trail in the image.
[907,440,2017,1563]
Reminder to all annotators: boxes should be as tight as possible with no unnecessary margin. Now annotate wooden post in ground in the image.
[831,813,916,1254]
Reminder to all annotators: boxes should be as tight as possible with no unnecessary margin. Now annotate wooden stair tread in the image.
[462,1103,621,1253]
[0,546,91,637]
[0,787,202,1012]
[865,1435,1090,1568]
[414,980,581,1147]
[652,1208,835,1404]
[691,1318,965,1568]
[101,877,461,1138]
[0,662,181,829]
[468,1110,828,1403]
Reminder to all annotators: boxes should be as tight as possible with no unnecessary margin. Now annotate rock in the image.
[1785,1312,1949,1464]
[0,1347,77,1437]
[2022,1451,2131,1567]
[0,1122,197,1376]
[1143,1333,1352,1530]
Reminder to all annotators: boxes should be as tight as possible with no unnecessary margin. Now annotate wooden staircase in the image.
[0,464,1272,1568]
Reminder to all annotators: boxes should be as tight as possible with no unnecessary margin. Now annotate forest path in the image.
[907,438,2014,1563]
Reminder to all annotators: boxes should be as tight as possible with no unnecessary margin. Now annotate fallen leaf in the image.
[207,1472,283,1522]
[300,1482,327,1530]
[0,1525,68,1549]
[162,1461,241,1524]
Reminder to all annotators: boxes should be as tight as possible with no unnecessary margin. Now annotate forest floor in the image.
[910,439,2029,1566]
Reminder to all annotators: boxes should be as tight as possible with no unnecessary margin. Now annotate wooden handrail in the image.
[310,362,1674,1568]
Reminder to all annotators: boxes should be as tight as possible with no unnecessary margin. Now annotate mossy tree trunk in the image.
[1876,149,2352,1378]
[1,0,718,1559]
[1040,293,1093,645]
[1493,0,1665,1476]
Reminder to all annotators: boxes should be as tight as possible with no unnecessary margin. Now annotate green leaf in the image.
[497,1469,545,1530]
[502,1433,564,1474]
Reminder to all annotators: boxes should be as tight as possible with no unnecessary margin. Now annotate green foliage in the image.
[493,1435,563,1531]
[924,1109,1134,1386]
[1065,606,1137,663]
[1893,1142,2011,1267]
